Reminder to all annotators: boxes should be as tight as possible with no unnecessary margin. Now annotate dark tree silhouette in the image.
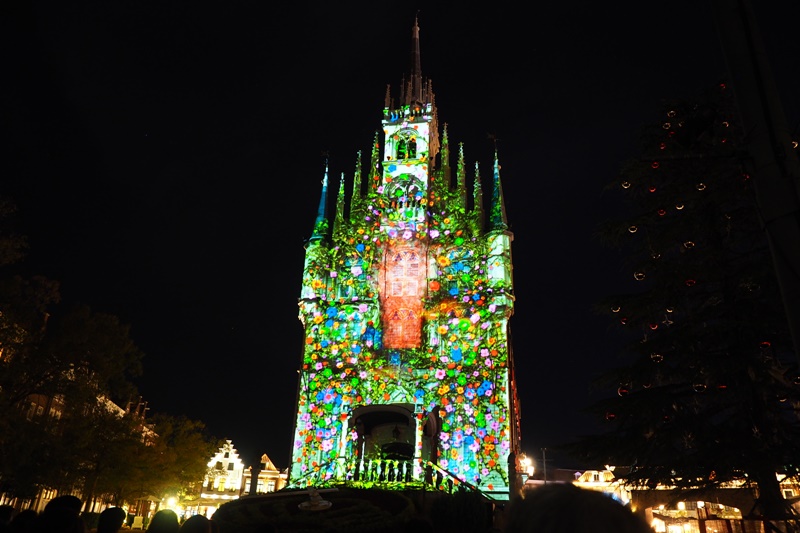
[563,82,800,521]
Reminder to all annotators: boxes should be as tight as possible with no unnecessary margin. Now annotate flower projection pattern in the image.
[290,18,518,500]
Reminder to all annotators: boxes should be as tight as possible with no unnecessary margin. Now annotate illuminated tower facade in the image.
[290,19,520,500]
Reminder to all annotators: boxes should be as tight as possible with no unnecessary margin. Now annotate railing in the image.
[353,459,413,483]
[424,460,500,502]
[289,456,500,504]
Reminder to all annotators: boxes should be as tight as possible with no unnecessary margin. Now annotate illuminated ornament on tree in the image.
[650,353,664,363]
[634,272,646,281]
[617,384,631,396]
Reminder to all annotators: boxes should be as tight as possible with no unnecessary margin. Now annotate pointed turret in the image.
[472,160,484,234]
[456,141,466,210]
[333,173,346,238]
[438,124,451,190]
[309,163,331,242]
[350,150,363,222]
[488,150,508,232]
[407,15,423,105]
[369,131,381,192]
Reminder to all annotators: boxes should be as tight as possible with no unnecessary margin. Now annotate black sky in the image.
[6,2,800,470]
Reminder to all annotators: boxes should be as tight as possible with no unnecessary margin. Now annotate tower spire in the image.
[369,131,381,192]
[440,124,451,188]
[408,14,423,105]
[310,161,331,242]
[333,172,346,238]
[473,160,484,227]
[351,150,363,214]
[489,150,508,231]
[456,141,466,210]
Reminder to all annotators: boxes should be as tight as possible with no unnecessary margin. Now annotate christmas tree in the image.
[566,82,800,520]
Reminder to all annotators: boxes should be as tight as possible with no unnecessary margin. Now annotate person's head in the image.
[0,504,15,524]
[34,506,86,533]
[146,510,180,533]
[44,496,82,514]
[504,483,652,533]
[9,509,38,532]
[96,507,127,533]
[178,515,210,533]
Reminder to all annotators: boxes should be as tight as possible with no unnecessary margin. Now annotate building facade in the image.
[190,440,286,518]
[289,18,521,500]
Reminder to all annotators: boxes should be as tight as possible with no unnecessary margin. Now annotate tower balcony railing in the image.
[290,455,498,503]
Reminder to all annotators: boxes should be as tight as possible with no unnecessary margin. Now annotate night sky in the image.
[7,2,800,471]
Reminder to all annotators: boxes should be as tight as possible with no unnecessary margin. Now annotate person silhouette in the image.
[44,496,83,514]
[8,510,38,533]
[504,483,652,533]
[34,506,86,533]
[145,510,179,533]
[95,507,127,533]
[177,515,210,533]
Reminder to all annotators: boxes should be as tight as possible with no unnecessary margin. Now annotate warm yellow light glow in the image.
[677,501,686,510]
[520,455,534,476]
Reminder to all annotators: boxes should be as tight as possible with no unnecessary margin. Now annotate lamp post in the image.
[542,448,547,485]
[520,455,534,484]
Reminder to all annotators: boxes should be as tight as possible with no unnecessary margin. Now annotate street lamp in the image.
[519,454,534,485]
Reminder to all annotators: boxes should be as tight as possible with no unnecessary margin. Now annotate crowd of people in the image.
[0,496,219,533]
[0,483,653,532]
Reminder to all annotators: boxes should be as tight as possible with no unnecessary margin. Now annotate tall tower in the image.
[290,18,520,500]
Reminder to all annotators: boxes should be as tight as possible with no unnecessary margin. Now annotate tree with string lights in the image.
[564,81,800,521]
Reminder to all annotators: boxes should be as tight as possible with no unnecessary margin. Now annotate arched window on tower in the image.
[397,138,408,160]
[394,130,418,160]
